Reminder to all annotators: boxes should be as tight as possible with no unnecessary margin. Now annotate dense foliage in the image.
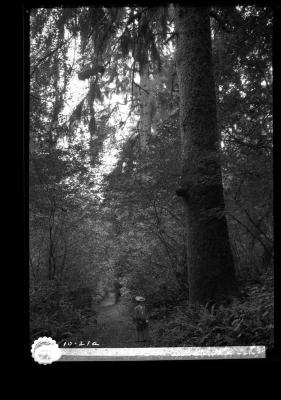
[149,270,273,347]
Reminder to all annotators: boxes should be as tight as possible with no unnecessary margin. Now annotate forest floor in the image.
[92,291,153,348]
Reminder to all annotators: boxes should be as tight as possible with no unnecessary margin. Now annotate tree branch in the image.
[31,34,75,77]
[243,208,273,245]
[228,212,270,254]
[133,81,150,95]
[164,32,177,44]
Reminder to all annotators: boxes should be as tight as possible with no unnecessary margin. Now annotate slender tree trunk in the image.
[139,63,152,151]
[175,7,239,304]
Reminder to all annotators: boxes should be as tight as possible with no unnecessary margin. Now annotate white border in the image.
[58,346,265,361]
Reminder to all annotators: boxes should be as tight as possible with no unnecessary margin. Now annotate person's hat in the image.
[135,296,145,302]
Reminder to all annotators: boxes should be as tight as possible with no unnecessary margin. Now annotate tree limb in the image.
[133,81,150,95]
[228,212,270,254]
[243,208,273,245]
[31,33,75,77]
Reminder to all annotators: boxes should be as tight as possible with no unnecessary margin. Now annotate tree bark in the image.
[175,6,239,304]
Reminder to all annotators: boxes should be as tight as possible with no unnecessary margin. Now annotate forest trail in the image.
[93,292,150,348]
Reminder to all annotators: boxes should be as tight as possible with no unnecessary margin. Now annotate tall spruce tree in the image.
[175,6,239,304]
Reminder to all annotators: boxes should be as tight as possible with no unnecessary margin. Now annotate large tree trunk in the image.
[175,7,239,304]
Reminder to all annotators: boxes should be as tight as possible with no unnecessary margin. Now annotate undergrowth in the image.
[30,282,97,345]
[149,270,273,348]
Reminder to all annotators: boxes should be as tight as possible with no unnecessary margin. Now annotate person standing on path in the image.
[133,296,149,343]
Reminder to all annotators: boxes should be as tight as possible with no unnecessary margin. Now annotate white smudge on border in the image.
[59,346,265,361]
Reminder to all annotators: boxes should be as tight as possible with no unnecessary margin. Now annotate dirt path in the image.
[93,292,150,348]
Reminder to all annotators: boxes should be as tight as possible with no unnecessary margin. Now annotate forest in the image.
[29,5,273,349]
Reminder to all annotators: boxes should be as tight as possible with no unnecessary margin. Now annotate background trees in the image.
[29,5,273,347]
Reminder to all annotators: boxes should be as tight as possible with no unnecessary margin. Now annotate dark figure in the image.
[133,296,149,343]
